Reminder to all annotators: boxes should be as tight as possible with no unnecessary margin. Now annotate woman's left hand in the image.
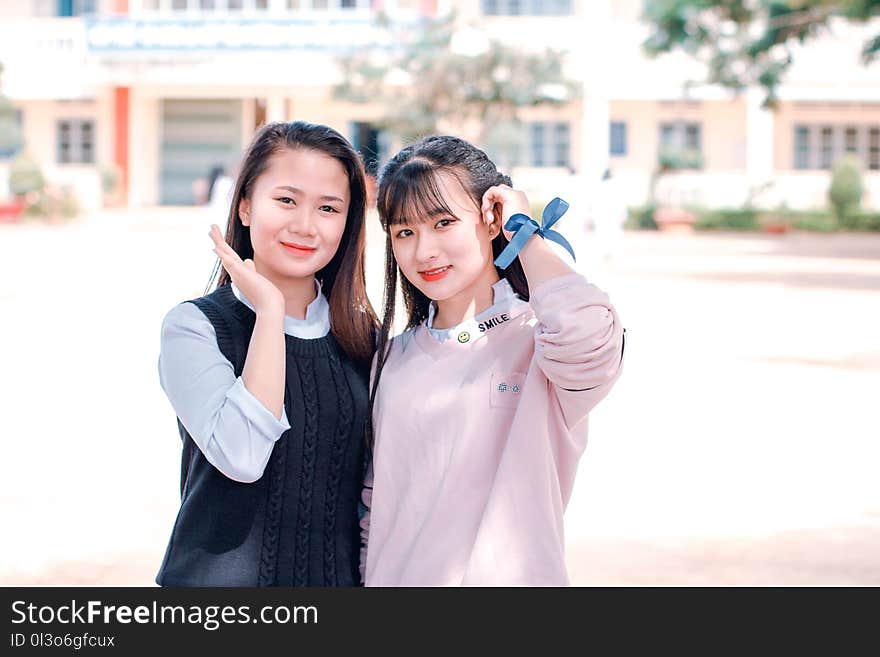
[481,185,531,241]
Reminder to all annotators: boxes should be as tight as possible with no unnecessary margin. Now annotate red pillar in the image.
[113,87,130,206]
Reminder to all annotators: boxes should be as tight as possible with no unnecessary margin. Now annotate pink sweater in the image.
[361,273,624,586]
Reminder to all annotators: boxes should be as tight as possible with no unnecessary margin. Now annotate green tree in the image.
[335,14,578,154]
[828,155,864,226]
[642,1,880,106]
[0,62,24,158]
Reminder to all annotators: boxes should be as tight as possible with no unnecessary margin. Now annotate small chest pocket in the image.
[490,371,527,409]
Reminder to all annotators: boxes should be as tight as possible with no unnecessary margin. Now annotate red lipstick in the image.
[418,265,451,282]
[281,241,317,256]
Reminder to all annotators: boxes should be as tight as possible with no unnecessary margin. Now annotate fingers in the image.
[209,224,244,274]
[481,186,504,223]
[481,184,516,223]
[208,224,225,247]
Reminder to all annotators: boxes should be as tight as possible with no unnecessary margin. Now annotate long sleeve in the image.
[529,273,625,429]
[158,302,291,483]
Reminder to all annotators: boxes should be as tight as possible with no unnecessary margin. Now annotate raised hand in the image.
[209,224,285,316]
[480,184,531,241]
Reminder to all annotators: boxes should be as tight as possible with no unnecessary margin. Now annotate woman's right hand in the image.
[210,224,285,316]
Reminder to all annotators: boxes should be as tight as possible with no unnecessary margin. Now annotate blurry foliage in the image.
[642,1,880,107]
[529,199,549,223]
[22,186,79,222]
[784,209,837,231]
[673,206,880,232]
[0,62,24,159]
[626,204,660,229]
[694,207,760,230]
[624,203,880,232]
[335,13,579,145]
[9,154,79,221]
[9,155,45,197]
[100,163,121,197]
[658,146,704,171]
[849,210,880,230]
[828,155,864,226]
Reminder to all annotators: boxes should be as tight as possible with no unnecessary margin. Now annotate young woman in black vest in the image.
[157,121,377,586]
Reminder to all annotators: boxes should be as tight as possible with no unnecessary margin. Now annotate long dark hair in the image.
[208,121,378,366]
[368,135,529,447]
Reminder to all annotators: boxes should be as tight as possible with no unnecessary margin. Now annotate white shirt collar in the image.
[231,279,331,339]
[426,278,527,343]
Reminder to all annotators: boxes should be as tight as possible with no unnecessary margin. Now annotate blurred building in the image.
[0,0,878,211]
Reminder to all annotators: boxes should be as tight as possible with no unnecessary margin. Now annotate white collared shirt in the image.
[231,280,331,339]
[158,279,330,483]
[425,278,528,344]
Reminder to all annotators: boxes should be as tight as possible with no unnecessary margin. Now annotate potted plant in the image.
[828,155,864,230]
[0,195,24,223]
[0,62,26,223]
[759,212,791,234]
[100,163,121,207]
[651,147,703,232]
[7,154,44,221]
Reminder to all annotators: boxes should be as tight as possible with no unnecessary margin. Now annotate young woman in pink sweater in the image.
[360,136,625,586]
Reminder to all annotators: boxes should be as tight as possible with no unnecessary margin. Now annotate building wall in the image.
[774,101,880,170]
[11,91,114,211]
[609,99,747,172]
[3,2,880,211]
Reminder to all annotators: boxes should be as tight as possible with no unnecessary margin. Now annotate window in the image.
[660,121,703,151]
[57,0,97,15]
[0,107,23,159]
[794,125,810,170]
[819,126,834,169]
[525,121,570,168]
[684,123,701,151]
[658,121,702,168]
[143,0,277,9]
[792,124,880,170]
[530,123,545,166]
[844,126,859,154]
[57,119,95,164]
[610,121,627,156]
[659,123,676,150]
[553,123,569,166]
[870,127,880,171]
[481,0,572,16]
[351,122,382,176]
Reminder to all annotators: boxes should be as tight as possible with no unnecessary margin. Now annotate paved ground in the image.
[1,208,878,586]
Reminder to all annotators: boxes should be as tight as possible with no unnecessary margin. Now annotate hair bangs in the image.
[379,160,460,230]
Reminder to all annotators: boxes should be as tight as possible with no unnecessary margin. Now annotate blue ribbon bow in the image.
[493,197,576,269]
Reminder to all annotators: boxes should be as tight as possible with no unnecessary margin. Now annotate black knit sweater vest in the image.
[156,284,369,586]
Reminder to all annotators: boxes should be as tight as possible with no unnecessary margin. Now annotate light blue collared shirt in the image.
[158,279,330,483]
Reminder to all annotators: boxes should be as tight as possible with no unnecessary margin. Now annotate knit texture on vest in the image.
[156,284,368,586]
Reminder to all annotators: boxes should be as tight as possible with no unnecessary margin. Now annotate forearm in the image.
[517,233,577,291]
[241,310,286,420]
[160,302,290,483]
